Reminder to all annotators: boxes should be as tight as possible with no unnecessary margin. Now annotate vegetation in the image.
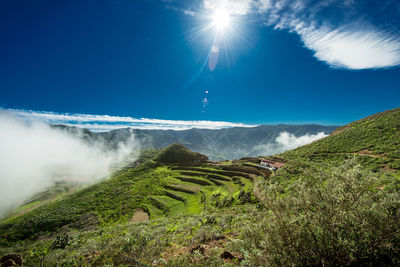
[1,108,400,266]
[254,159,400,266]
[282,108,400,169]
[154,143,209,166]
[0,144,259,246]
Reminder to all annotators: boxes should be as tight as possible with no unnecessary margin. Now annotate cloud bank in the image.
[0,112,140,217]
[199,0,400,69]
[7,108,257,132]
[254,131,327,155]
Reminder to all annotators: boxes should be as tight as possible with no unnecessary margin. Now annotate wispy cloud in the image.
[5,108,257,132]
[196,0,400,69]
[259,0,400,69]
[164,4,196,16]
[299,26,400,69]
[204,0,253,15]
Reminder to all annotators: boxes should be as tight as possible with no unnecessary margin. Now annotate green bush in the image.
[51,233,71,250]
[248,159,400,266]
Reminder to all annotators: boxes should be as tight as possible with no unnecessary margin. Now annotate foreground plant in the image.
[249,159,400,266]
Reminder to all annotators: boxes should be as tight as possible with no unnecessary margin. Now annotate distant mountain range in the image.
[54,124,337,160]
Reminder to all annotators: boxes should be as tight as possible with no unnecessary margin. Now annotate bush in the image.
[51,233,71,250]
[250,159,400,266]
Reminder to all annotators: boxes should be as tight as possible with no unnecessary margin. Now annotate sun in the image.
[212,9,231,31]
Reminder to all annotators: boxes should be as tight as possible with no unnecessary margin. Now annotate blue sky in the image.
[1,0,400,130]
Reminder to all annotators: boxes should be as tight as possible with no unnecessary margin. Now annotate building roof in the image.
[261,159,285,169]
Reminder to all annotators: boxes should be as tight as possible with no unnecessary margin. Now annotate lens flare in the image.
[184,3,250,82]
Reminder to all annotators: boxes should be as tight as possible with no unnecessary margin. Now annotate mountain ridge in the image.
[53,123,337,161]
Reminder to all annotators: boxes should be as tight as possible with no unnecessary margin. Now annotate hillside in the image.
[1,110,399,266]
[0,144,269,263]
[257,108,400,202]
[280,107,400,170]
[252,108,400,266]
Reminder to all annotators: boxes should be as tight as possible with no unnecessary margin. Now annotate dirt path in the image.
[307,151,388,159]
[353,150,387,158]
[252,176,265,203]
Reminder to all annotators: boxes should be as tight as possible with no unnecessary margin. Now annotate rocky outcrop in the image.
[0,254,22,267]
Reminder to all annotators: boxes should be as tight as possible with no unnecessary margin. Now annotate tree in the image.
[30,243,51,267]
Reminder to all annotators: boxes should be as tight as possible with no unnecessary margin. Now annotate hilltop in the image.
[0,109,399,266]
[153,143,209,166]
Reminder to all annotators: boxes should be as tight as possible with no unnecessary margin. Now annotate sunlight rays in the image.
[182,3,253,90]
[188,6,248,72]
[212,9,231,30]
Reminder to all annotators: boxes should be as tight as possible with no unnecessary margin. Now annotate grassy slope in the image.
[265,108,400,188]
[0,145,261,247]
[282,108,400,168]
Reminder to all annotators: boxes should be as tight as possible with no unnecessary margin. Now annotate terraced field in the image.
[143,165,265,219]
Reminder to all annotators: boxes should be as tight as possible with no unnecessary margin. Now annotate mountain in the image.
[1,109,399,266]
[54,124,337,161]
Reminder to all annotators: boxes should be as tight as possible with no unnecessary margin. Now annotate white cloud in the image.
[275,131,327,151]
[299,26,400,69]
[0,111,141,217]
[256,0,272,13]
[204,0,253,15]
[200,0,400,69]
[183,9,196,16]
[254,131,327,155]
[164,4,197,16]
[256,0,400,69]
[5,108,257,132]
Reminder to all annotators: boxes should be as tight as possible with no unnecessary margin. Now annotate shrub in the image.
[251,159,400,266]
[51,233,71,250]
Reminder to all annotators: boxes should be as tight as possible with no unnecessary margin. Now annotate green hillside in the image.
[0,144,268,265]
[253,108,400,266]
[1,110,399,266]
[282,108,400,168]
[259,108,400,198]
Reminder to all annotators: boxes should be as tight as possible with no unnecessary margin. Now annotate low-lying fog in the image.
[252,131,327,156]
[0,112,140,217]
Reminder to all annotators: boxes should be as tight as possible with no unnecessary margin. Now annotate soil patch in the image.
[131,208,150,223]
[355,150,387,158]
[383,164,398,172]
